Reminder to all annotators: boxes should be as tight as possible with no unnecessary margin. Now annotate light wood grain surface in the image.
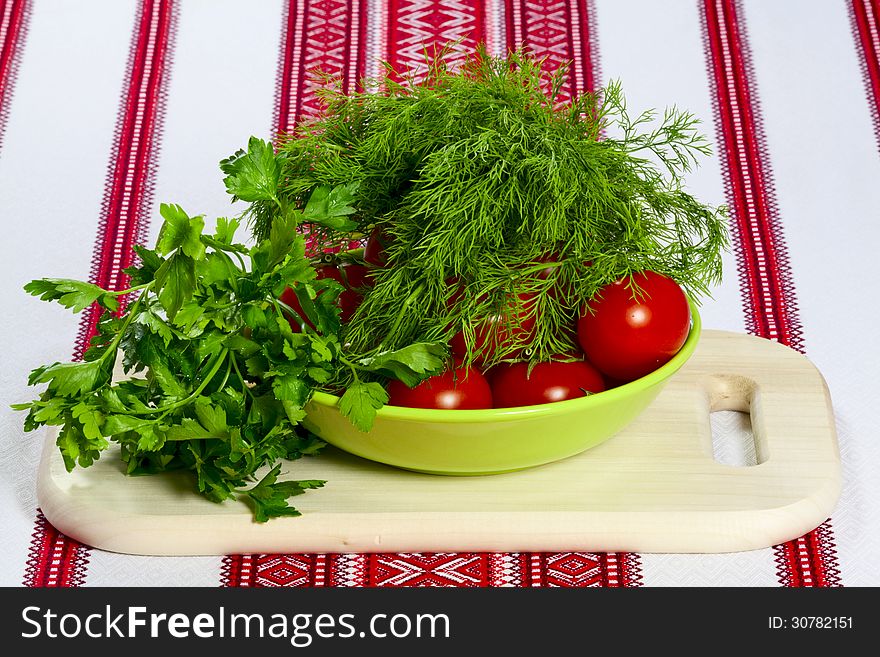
[36,330,841,555]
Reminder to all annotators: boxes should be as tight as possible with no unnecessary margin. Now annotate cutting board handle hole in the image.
[710,410,759,467]
[705,374,765,467]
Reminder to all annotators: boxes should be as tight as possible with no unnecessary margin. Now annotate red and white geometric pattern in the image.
[221,551,645,588]
[10,0,872,589]
[274,0,367,134]
[523,552,642,588]
[367,553,489,587]
[0,0,30,153]
[526,553,603,587]
[483,0,507,55]
[23,0,179,587]
[699,0,840,587]
[222,554,332,588]
[386,0,486,77]
[487,553,524,587]
[330,553,370,587]
[23,512,90,588]
[774,523,842,588]
[504,0,599,100]
[849,0,880,153]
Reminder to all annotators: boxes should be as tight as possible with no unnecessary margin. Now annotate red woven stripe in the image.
[221,554,257,587]
[23,0,178,588]
[504,0,599,100]
[773,521,842,587]
[700,0,841,587]
[76,0,177,357]
[599,552,644,588]
[273,0,296,137]
[23,512,90,588]
[274,0,365,136]
[0,0,31,152]
[850,0,880,151]
[385,0,486,79]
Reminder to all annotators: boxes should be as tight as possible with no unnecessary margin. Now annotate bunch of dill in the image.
[255,46,728,366]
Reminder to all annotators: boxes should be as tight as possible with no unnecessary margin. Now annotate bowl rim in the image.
[309,300,702,423]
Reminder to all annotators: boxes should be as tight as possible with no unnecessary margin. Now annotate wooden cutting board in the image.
[36,330,841,555]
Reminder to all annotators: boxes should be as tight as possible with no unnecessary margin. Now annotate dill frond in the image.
[270,45,728,366]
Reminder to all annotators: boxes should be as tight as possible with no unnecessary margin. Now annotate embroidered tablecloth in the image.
[1,0,877,587]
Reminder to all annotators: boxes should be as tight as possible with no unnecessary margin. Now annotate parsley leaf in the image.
[220,136,280,204]
[214,217,241,244]
[156,204,206,259]
[30,359,111,397]
[154,253,195,321]
[24,279,120,313]
[124,245,163,286]
[358,343,446,387]
[241,464,325,523]
[338,381,389,432]
[14,179,427,521]
[302,183,358,231]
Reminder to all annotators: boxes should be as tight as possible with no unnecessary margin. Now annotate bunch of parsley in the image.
[15,138,445,521]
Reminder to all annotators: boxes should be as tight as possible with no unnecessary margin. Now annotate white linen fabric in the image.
[0,0,876,587]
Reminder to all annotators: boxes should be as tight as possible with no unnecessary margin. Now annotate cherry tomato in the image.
[577,271,690,382]
[336,263,372,323]
[363,227,393,268]
[336,291,361,324]
[491,359,606,408]
[449,293,537,364]
[386,365,493,410]
[341,263,373,291]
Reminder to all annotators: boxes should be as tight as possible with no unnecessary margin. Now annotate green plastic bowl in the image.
[302,305,701,475]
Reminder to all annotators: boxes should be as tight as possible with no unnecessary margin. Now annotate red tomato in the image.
[341,263,373,291]
[336,263,372,323]
[315,264,344,283]
[491,359,606,408]
[386,366,493,410]
[576,271,690,382]
[449,293,537,364]
[363,227,393,268]
[336,291,361,324]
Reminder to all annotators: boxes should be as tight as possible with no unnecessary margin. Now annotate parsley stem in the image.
[125,348,230,416]
[99,290,147,369]
[105,282,152,297]
[274,298,315,336]
[230,354,255,400]
[335,353,361,382]
[217,357,232,392]
[230,250,247,273]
